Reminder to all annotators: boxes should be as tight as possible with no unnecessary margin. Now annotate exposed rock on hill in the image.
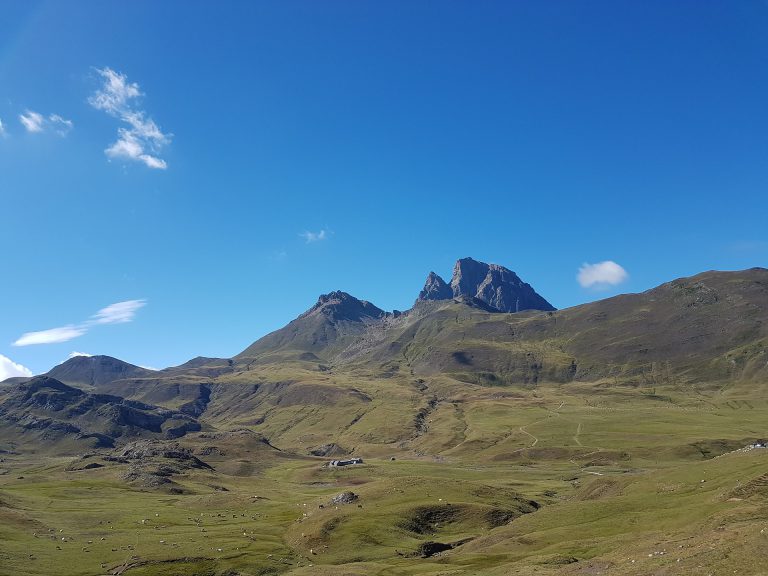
[331,491,359,504]
[97,439,213,492]
[450,257,555,312]
[418,272,452,301]
[307,291,386,322]
[111,439,212,469]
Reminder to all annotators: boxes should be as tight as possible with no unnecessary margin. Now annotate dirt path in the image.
[573,422,583,446]
[518,424,539,447]
[508,400,565,453]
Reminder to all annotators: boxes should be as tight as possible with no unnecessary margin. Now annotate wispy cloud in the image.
[577,261,629,289]
[0,118,6,136]
[68,351,93,359]
[19,110,44,132]
[19,110,73,136]
[91,299,146,324]
[48,114,74,136]
[89,67,171,169]
[12,299,146,347]
[13,326,87,346]
[300,229,328,243]
[0,354,33,380]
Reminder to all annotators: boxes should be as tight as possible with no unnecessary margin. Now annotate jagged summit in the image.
[417,257,555,312]
[303,291,386,323]
[418,272,452,301]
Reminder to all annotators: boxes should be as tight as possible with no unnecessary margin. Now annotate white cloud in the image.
[0,354,33,380]
[89,67,170,169]
[68,351,93,359]
[88,67,141,111]
[105,129,167,169]
[12,299,146,347]
[300,230,328,243]
[577,261,629,289]
[91,299,146,325]
[18,110,73,136]
[0,118,6,136]
[48,114,73,136]
[19,110,44,132]
[13,325,87,347]
[139,365,159,371]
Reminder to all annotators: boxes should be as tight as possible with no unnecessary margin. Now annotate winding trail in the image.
[509,400,565,453]
[518,425,540,447]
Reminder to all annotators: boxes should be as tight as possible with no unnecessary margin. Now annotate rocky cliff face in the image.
[417,257,555,312]
[418,272,453,301]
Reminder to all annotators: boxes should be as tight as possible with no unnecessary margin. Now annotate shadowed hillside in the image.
[0,376,201,452]
[46,355,155,388]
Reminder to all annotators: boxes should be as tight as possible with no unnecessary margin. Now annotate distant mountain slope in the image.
[417,257,555,312]
[237,257,554,365]
[372,268,768,385]
[1,266,766,461]
[532,267,768,382]
[205,266,768,388]
[235,291,387,363]
[46,355,155,388]
[0,376,200,452]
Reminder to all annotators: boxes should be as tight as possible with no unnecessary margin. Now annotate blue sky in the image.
[1,1,767,377]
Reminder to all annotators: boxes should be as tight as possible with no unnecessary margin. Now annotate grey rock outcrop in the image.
[418,272,452,301]
[417,257,555,313]
[331,491,359,504]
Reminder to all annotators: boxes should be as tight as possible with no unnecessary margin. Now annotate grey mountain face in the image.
[417,257,555,312]
[418,272,453,301]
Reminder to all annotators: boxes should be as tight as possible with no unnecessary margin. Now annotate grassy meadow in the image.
[3,376,768,575]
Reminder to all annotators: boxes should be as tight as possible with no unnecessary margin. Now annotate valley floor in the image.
[3,382,768,575]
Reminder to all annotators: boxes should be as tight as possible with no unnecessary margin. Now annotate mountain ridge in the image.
[4,264,766,395]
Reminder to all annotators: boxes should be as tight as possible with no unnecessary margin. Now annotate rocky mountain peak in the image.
[304,291,386,323]
[418,271,452,301]
[417,257,555,313]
